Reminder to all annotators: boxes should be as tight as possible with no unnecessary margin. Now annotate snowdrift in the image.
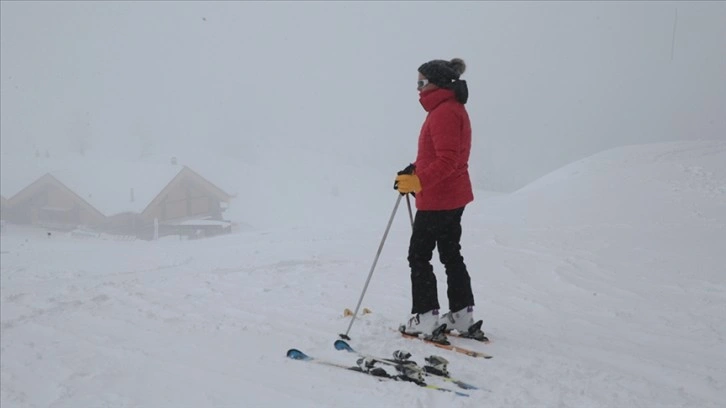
[473,140,726,228]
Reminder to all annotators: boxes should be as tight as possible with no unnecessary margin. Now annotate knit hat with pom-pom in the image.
[418,58,468,104]
[418,58,466,87]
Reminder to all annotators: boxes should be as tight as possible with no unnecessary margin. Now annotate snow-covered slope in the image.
[476,140,726,227]
[1,141,724,407]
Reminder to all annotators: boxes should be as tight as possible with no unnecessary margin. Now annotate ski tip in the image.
[334,339,354,352]
[458,382,479,391]
[286,348,311,360]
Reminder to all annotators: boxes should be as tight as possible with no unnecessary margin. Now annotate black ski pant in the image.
[408,206,475,314]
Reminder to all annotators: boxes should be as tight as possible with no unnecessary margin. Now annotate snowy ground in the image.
[1,141,725,407]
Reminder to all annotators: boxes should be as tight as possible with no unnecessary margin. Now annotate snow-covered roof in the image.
[0,154,52,199]
[1,153,184,216]
[164,219,232,227]
[55,162,183,216]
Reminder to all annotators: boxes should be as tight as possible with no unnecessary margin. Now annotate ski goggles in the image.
[417,79,429,89]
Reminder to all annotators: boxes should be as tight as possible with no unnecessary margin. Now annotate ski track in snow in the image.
[2,141,726,407]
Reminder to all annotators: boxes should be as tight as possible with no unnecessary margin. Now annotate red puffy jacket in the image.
[413,88,474,211]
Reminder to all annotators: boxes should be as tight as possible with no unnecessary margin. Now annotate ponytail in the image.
[451,79,468,104]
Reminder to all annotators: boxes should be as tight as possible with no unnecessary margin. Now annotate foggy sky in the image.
[2,1,725,192]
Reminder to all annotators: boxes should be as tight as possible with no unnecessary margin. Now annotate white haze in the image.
[1,1,725,203]
[2,3,726,407]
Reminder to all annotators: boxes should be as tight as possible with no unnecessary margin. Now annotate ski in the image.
[333,339,485,391]
[286,348,469,397]
[397,325,493,359]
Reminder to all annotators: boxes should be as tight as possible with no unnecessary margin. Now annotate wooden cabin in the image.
[4,173,106,230]
[1,158,234,239]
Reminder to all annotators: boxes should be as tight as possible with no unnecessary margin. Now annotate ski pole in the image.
[340,194,403,340]
[395,163,415,229]
[405,194,414,228]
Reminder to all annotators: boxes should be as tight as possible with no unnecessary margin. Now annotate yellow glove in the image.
[395,174,422,194]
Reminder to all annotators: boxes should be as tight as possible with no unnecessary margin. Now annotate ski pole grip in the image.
[393,163,416,193]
